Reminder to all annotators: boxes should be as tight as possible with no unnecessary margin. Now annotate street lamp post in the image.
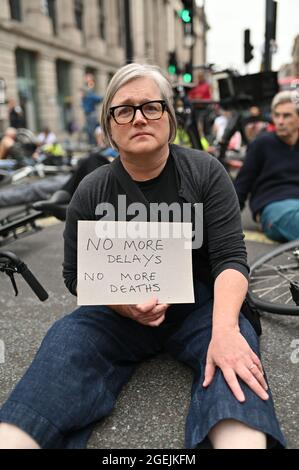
[124,0,133,63]
[264,0,277,71]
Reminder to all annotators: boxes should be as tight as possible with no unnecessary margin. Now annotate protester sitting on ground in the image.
[37,126,57,146]
[0,127,18,160]
[0,63,285,449]
[32,126,117,220]
[234,90,299,242]
[243,106,269,143]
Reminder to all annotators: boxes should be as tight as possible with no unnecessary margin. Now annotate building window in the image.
[9,0,22,21]
[41,0,57,34]
[98,0,106,40]
[74,0,84,31]
[15,49,39,131]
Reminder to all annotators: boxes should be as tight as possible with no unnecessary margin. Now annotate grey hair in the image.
[100,63,177,149]
[271,90,299,115]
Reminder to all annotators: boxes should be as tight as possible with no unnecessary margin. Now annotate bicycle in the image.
[171,77,262,176]
[0,250,48,301]
[248,239,299,316]
[0,205,46,247]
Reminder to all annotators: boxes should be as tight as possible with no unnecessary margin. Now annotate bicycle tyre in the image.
[248,239,299,315]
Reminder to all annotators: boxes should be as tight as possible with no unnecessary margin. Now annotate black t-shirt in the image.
[122,154,208,283]
[135,155,180,208]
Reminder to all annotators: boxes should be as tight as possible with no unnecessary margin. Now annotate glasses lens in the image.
[142,101,163,119]
[114,106,134,124]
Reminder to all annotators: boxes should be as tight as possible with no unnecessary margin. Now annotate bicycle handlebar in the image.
[0,251,48,302]
[17,262,49,301]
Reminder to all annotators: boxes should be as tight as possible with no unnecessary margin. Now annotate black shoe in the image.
[32,201,68,221]
[47,190,71,204]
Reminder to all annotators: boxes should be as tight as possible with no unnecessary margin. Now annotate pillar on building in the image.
[0,0,11,20]
[71,63,85,131]
[106,0,124,63]
[143,0,155,63]
[55,0,82,47]
[131,0,146,62]
[84,0,104,55]
[156,1,168,68]
[0,41,17,130]
[106,0,118,49]
[95,69,107,96]
[22,0,52,35]
[36,55,60,132]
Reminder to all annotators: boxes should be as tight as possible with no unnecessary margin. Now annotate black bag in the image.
[241,295,262,336]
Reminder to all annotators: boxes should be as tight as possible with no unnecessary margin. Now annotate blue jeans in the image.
[85,112,99,145]
[261,199,299,242]
[0,282,286,449]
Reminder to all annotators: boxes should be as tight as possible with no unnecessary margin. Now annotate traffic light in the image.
[179,0,193,36]
[244,29,254,64]
[168,51,178,75]
[183,63,193,84]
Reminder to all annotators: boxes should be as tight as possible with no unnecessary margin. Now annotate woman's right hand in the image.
[110,298,169,327]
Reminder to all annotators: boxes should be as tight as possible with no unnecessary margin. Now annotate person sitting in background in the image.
[234,90,299,242]
[32,126,117,220]
[0,127,18,160]
[37,126,57,146]
[243,106,269,143]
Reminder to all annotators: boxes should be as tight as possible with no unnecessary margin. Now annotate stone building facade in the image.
[279,35,299,78]
[0,0,206,135]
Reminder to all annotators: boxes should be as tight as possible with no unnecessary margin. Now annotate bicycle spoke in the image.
[249,240,299,314]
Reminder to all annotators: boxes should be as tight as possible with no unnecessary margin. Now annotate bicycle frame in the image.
[0,206,44,246]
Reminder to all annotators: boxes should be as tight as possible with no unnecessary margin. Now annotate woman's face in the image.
[109,77,170,159]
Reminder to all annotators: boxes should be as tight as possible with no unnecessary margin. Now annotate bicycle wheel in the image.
[248,239,299,315]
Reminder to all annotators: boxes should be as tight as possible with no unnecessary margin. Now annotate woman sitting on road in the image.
[0,63,285,449]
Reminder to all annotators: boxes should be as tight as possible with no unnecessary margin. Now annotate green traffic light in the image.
[183,73,192,83]
[180,9,191,23]
[168,65,177,75]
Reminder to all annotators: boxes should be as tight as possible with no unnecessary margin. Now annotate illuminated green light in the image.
[180,9,191,23]
[168,65,177,75]
[183,73,192,83]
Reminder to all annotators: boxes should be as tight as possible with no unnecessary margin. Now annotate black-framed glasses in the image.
[109,100,167,125]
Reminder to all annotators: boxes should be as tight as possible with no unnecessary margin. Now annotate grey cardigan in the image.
[63,144,249,296]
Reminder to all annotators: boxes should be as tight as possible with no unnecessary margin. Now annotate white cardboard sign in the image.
[77,221,194,305]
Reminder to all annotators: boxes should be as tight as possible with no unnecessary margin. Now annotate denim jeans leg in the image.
[270,210,299,241]
[261,200,299,242]
[162,283,286,449]
[0,306,160,448]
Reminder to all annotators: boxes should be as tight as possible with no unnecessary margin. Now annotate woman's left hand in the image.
[203,326,269,402]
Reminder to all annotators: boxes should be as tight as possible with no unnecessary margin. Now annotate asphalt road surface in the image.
[0,206,298,449]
